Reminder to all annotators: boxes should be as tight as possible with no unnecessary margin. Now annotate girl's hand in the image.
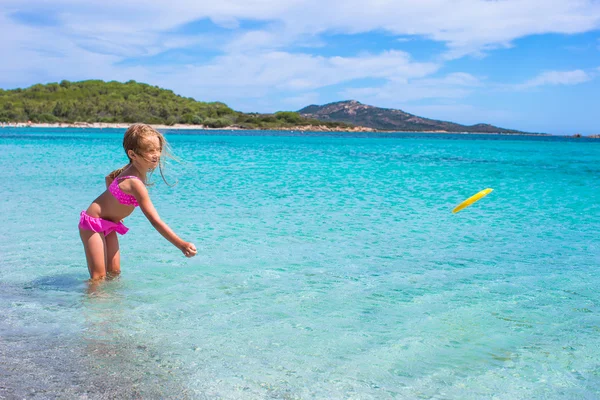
[180,242,197,258]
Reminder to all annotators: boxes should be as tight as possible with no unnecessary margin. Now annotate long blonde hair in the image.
[108,123,177,186]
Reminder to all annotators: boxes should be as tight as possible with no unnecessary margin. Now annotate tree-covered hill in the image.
[0,80,352,129]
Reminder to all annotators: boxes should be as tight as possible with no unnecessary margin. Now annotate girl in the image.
[79,123,197,281]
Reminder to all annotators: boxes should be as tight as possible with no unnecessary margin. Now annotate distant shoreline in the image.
[1,122,596,137]
[0,121,374,132]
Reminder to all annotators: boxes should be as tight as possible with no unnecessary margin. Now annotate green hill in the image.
[0,80,351,130]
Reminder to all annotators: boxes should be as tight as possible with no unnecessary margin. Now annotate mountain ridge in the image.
[299,100,537,134]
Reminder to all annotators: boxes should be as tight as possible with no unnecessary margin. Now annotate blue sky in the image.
[1,1,600,134]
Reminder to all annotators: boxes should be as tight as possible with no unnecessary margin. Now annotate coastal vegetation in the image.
[0,80,535,133]
[0,80,352,130]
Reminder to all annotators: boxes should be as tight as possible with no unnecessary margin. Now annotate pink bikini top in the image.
[109,175,142,207]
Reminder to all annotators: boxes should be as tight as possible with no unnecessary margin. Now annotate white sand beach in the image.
[0,121,377,132]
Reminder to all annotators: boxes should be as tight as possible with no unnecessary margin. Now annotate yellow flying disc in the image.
[452,188,493,213]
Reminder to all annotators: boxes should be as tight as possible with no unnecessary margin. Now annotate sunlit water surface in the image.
[1,128,599,399]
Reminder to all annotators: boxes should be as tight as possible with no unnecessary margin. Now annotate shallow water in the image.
[1,128,599,399]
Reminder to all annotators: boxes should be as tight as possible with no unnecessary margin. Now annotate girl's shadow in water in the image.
[25,273,88,293]
[16,273,90,308]
[24,273,123,298]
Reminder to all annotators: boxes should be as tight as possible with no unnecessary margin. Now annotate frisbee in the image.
[452,188,493,213]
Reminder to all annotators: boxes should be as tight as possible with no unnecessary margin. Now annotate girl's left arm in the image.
[129,180,197,257]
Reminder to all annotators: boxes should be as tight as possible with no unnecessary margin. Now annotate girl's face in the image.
[133,136,162,171]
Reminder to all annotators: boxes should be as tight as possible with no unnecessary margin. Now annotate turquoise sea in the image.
[1,128,599,399]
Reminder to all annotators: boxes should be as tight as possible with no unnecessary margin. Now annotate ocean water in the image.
[1,128,599,399]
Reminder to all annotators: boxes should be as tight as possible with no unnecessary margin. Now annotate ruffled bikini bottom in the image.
[78,211,129,236]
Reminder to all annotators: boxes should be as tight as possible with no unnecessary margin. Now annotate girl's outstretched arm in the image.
[130,180,197,258]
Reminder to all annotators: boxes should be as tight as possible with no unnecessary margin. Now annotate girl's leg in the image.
[79,228,107,280]
[105,231,121,278]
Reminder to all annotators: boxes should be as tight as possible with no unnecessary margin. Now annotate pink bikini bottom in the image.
[78,211,129,236]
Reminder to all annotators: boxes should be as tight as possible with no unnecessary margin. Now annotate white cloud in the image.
[2,0,600,111]
[517,69,592,89]
[153,50,439,110]
[340,72,482,106]
[3,0,600,59]
[0,13,125,86]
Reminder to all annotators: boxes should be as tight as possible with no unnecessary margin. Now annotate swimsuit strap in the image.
[116,175,143,181]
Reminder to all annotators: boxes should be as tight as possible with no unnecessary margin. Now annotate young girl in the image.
[79,123,197,281]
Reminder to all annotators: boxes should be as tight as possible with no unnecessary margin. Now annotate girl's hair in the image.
[108,123,177,186]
